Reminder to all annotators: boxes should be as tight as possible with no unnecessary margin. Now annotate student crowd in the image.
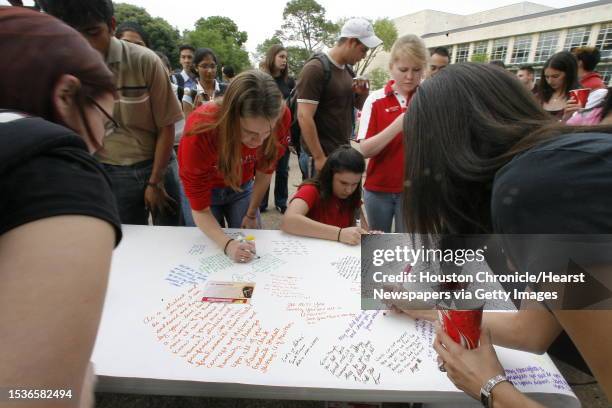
[1,1,611,407]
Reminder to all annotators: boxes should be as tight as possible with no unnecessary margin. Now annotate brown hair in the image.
[263,44,288,82]
[188,70,284,190]
[0,6,115,148]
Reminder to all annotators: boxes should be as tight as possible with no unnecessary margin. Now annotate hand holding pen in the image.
[239,234,260,259]
[224,234,258,263]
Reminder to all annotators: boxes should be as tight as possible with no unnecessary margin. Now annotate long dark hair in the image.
[539,51,580,103]
[302,145,365,204]
[402,63,612,237]
[263,44,288,82]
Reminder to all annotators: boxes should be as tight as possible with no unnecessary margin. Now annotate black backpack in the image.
[288,53,354,154]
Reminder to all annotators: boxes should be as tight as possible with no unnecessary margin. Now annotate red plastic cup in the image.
[569,88,590,108]
[437,304,483,349]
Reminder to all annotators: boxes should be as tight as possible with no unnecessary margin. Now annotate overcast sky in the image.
[3,0,595,54]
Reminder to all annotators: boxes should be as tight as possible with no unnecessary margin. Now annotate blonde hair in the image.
[389,34,428,69]
[188,70,283,190]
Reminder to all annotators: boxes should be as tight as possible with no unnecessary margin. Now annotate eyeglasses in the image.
[88,96,118,136]
[197,64,217,70]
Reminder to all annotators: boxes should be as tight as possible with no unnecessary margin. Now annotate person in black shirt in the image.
[259,44,296,214]
[0,6,121,405]
[391,63,612,405]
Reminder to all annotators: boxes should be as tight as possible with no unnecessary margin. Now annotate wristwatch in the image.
[480,374,510,408]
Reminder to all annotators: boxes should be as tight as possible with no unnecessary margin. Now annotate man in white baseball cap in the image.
[340,17,383,49]
[295,18,381,177]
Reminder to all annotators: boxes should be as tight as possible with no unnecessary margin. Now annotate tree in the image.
[280,0,338,53]
[354,18,398,76]
[255,35,283,66]
[286,46,310,77]
[470,53,489,63]
[114,3,181,67]
[368,67,390,90]
[183,16,251,74]
[193,16,247,47]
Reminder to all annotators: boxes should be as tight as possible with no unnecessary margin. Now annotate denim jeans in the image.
[298,150,316,180]
[103,154,182,226]
[363,189,405,233]
[210,180,260,228]
[260,148,290,210]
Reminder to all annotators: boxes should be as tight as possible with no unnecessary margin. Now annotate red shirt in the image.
[580,72,605,90]
[178,102,291,211]
[357,80,414,193]
[291,184,359,228]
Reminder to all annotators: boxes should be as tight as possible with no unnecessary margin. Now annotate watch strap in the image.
[480,374,510,408]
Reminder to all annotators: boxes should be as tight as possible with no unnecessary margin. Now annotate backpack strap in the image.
[311,52,333,91]
[173,72,185,102]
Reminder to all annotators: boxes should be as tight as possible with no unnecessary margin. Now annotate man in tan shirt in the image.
[43,0,184,225]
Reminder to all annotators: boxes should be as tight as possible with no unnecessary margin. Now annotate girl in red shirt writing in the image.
[179,70,291,263]
[281,146,368,245]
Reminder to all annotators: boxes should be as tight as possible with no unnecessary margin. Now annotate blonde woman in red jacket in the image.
[357,34,428,232]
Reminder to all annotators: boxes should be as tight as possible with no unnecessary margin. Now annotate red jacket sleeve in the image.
[178,104,219,211]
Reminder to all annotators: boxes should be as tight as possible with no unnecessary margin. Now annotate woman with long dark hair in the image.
[259,44,295,214]
[179,70,291,263]
[1,6,121,405]
[397,63,612,405]
[281,145,368,245]
[538,51,581,119]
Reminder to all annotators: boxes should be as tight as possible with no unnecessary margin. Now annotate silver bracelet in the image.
[480,374,511,408]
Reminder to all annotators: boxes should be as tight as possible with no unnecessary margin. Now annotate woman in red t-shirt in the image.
[357,34,428,233]
[179,70,291,263]
[281,146,368,245]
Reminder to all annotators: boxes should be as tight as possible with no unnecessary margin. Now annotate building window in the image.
[455,43,469,63]
[600,65,612,86]
[472,41,488,59]
[491,38,509,62]
[534,30,560,62]
[564,26,590,50]
[445,46,454,62]
[596,22,612,59]
[510,35,532,64]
